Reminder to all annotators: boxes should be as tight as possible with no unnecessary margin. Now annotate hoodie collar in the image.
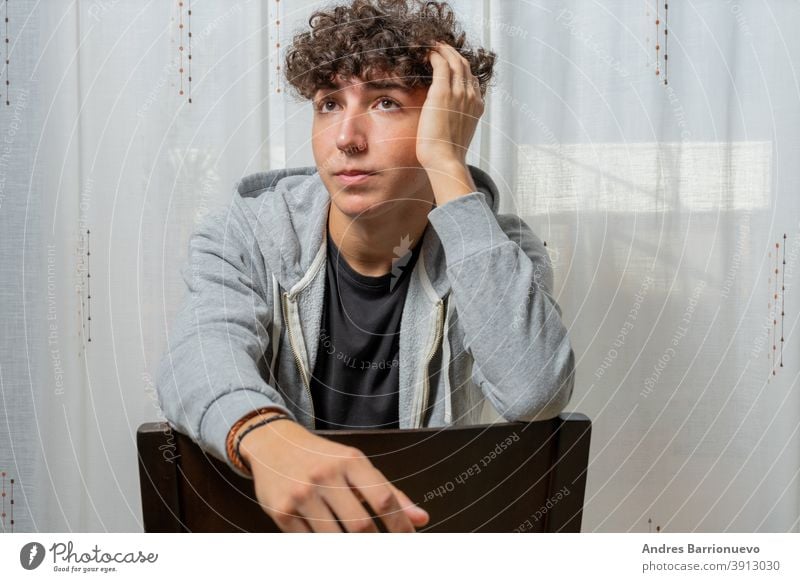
[237,165,500,298]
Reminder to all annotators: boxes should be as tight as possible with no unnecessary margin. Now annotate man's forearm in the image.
[426,161,478,208]
[426,195,574,420]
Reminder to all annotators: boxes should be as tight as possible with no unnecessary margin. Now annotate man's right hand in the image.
[238,417,430,533]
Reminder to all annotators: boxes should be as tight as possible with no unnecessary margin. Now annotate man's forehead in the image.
[314,74,415,96]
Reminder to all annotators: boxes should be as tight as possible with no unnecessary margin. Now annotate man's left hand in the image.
[417,41,485,191]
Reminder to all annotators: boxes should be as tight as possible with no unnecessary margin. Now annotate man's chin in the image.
[328,189,401,221]
[332,198,388,221]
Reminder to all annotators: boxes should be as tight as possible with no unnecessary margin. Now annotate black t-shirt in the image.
[309,229,424,430]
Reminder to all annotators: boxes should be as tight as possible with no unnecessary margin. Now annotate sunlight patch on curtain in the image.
[516,141,772,215]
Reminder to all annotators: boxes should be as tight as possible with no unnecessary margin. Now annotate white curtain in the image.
[1,0,798,532]
[481,0,800,532]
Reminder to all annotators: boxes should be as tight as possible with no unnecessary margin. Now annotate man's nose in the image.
[336,110,368,155]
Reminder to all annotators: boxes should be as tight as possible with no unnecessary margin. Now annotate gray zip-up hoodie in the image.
[156,165,575,478]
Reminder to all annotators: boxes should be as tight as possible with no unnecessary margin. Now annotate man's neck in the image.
[327,199,433,277]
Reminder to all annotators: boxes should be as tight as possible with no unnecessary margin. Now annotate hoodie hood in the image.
[234,165,500,297]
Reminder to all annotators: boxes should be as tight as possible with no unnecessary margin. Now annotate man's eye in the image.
[376,98,400,111]
[318,100,338,112]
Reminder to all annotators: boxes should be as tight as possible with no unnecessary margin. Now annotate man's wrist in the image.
[425,161,477,207]
[237,413,295,468]
[226,407,291,473]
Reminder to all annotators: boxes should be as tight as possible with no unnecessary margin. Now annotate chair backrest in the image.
[137,413,591,533]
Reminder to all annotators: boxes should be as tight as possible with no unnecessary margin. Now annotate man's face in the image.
[311,74,433,220]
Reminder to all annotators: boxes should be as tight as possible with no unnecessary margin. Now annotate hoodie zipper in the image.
[281,291,316,429]
[417,298,445,428]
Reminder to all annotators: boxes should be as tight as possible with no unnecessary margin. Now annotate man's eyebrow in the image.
[314,79,411,100]
[361,79,410,91]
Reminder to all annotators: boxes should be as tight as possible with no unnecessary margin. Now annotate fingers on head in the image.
[439,43,480,98]
[429,50,451,87]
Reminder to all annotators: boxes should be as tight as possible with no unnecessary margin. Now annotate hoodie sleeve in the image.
[426,191,575,422]
[155,196,295,478]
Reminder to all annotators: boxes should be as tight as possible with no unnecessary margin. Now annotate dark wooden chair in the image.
[137,413,591,533]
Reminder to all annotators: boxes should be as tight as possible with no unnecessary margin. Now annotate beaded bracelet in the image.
[233,413,293,473]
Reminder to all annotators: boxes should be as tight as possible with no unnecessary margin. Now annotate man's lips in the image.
[337,169,373,176]
[335,169,376,184]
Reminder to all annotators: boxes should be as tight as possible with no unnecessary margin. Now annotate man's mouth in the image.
[335,169,376,185]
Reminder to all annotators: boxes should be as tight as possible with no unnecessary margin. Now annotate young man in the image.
[156,0,574,533]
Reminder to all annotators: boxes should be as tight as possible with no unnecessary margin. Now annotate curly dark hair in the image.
[284,0,496,101]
